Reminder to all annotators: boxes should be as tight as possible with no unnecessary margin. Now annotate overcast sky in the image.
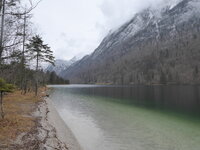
[31,0,179,60]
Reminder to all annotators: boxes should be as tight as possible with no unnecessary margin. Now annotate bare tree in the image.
[0,0,42,64]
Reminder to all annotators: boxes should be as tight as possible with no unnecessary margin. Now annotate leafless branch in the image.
[3,41,22,49]
[5,0,42,16]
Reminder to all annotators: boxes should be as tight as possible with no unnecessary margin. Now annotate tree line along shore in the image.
[0,1,71,149]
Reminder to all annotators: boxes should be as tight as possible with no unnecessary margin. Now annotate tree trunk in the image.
[21,13,27,94]
[0,92,4,119]
[0,0,3,12]
[0,0,5,64]
[35,51,39,96]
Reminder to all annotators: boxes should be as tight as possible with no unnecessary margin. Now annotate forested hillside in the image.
[61,0,200,85]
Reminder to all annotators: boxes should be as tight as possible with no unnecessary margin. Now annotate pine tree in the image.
[26,35,55,95]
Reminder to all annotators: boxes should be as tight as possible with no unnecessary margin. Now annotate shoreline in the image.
[33,96,82,150]
[0,89,82,150]
[43,97,82,150]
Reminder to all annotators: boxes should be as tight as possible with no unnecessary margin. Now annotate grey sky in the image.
[32,0,180,60]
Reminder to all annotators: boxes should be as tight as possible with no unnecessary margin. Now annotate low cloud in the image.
[32,0,182,60]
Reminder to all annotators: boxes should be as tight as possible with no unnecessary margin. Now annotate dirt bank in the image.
[0,89,81,150]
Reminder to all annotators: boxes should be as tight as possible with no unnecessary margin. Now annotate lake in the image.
[48,84,200,150]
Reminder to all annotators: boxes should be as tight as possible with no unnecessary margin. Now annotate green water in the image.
[49,85,200,150]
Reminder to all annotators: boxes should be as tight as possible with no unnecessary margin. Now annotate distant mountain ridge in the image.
[61,0,200,84]
[45,56,81,76]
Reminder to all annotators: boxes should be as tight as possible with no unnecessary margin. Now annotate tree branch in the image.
[3,41,22,49]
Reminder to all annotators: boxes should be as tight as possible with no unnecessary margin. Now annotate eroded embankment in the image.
[0,89,81,150]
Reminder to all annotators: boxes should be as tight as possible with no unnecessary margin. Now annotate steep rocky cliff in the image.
[61,0,200,84]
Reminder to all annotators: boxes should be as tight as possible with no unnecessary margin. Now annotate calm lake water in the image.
[48,84,200,150]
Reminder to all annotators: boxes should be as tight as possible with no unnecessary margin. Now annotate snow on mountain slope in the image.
[45,55,84,76]
[45,59,70,75]
[62,0,200,84]
[91,0,187,59]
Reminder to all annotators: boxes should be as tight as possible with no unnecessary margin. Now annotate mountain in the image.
[61,0,200,84]
[45,59,70,76]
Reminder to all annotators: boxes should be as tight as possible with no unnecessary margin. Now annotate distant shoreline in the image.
[57,83,200,86]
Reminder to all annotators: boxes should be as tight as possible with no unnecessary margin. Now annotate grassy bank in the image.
[0,88,45,148]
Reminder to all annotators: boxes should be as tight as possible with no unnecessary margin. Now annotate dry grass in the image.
[0,88,46,146]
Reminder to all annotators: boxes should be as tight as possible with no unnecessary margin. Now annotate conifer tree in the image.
[26,35,55,95]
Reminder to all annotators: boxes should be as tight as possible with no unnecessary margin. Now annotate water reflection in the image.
[48,85,200,150]
[54,85,200,116]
